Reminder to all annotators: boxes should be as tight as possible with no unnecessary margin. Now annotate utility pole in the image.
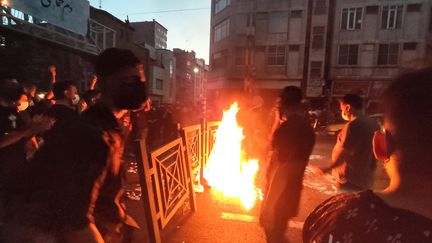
[99,0,102,9]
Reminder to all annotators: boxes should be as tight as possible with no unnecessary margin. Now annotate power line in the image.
[124,7,210,15]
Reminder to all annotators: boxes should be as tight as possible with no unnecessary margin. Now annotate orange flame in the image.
[204,102,260,210]
[1,0,8,6]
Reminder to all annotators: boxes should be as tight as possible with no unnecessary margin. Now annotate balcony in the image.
[331,66,401,79]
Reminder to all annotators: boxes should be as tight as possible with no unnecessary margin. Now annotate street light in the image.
[193,67,199,74]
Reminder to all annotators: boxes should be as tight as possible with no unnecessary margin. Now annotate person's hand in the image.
[144,98,151,112]
[91,75,97,84]
[49,66,57,84]
[80,101,88,113]
[89,74,98,90]
[48,65,56,76]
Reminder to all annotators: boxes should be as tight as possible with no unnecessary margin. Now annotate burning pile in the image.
[203,102,260,210]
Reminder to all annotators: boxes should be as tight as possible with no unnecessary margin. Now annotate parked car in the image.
[324,113,383,136]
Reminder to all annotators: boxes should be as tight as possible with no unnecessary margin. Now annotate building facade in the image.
[174,49,208,106]
[194,58,209,106]
[131,20,168,49]
[209,0,310,102]
[145,45,176,106]
[209,0,432,106]
[85,7,151,91]
[329,0,432,104]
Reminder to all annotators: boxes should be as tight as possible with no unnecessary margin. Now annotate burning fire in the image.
[204,102,260,210]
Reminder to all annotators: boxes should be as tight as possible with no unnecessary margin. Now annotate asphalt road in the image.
[124,135,389,243]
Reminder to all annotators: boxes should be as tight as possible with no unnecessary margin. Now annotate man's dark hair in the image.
[280,86,302,109]
[82,89,101,104]
[0,79,23,103]
[95,48,140,77]
[340,94,363,110]
[52,81,74,100]
[382,67,432,174]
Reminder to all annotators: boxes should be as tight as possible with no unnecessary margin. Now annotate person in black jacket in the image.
[260,86,315,243]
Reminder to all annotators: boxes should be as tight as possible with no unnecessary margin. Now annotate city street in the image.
[124,135,389,243]
[1,1,430,243]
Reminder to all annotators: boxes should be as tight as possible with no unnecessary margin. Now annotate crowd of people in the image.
[0,48,150,242]
[0,46,431,243]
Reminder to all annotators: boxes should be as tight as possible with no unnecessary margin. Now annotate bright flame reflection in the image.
[204,102,260,210]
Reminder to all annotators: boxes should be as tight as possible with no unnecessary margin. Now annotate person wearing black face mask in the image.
[79,48,148,242]
[1,49,147,243]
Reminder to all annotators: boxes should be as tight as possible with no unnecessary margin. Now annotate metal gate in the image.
[205,121,220,166]
[135,138,196,243]
[181,124,202,187]
[136,121,220,243]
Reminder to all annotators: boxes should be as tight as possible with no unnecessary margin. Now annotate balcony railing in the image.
[331,66,401,79]
[1,5,116,55]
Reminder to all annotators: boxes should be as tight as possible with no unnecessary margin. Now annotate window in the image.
[403,42,417,50]
[156,79,163,90]
[310,61,322,79]
[407,4,421,12]
[214,18,230,42]
[382,5,403,29]
[312,26,325,49]
[341,8,363,30]
[314,0,327,15]
[235,47,246,65]
[267,46,286,65]
[378,44,399,65]
[212,49,228,69]
[247,13,255,27]
[215,0,230,14]
[338,44,359,65]
[169,60,173,79]
[291,10,303,18]
[269,12,288,33]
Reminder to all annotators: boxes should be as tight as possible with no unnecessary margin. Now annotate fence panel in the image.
[135,138,196,243]
[205,121,220,167]
[181,124,202,176]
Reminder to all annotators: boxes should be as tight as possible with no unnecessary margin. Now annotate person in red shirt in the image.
[303,67,432,243]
